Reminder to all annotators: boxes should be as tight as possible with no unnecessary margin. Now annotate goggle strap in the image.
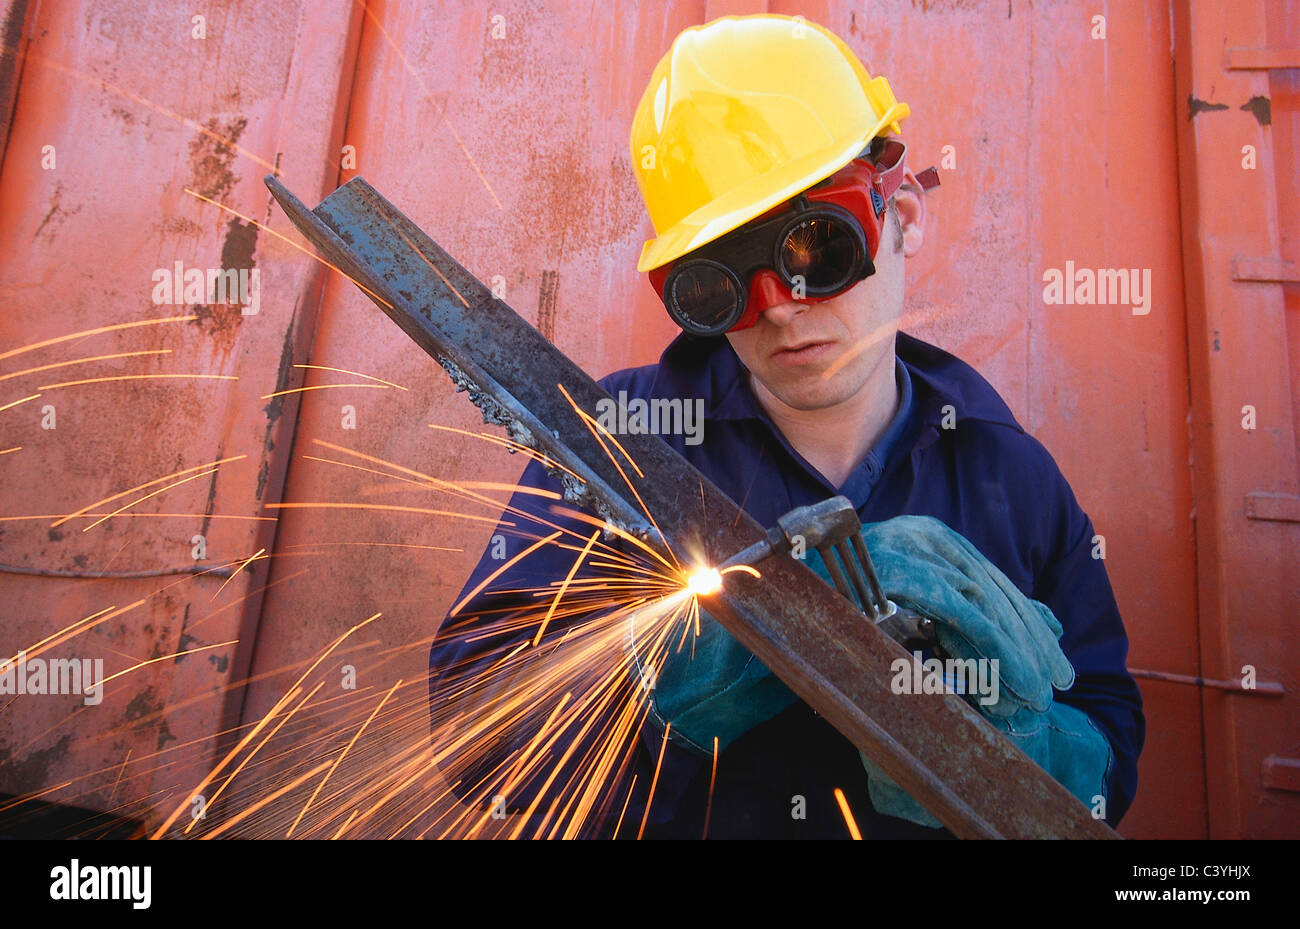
[872,139,909,202]
[868,139,942,203]
[914,166,942,191]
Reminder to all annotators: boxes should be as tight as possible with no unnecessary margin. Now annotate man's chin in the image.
[753,373,851,413]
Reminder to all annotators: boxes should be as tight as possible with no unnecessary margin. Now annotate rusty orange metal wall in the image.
[1173,1,1300,838]
[0,0,363,829]
[236,0,702,830]
[0,0,1293,838]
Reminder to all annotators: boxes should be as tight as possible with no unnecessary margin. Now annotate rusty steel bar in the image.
[264,173,1118,839]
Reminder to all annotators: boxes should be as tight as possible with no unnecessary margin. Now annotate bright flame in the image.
[686,567,723,597]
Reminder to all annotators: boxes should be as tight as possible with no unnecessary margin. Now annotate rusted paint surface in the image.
[0,0,362,829]
[1173,0,1300,839]
[237,1,707,827]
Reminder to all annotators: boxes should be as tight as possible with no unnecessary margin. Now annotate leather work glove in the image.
[633,602,798,757]
[804,514,1114,829]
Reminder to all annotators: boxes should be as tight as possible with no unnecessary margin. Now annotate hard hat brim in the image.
[636,102,908,273]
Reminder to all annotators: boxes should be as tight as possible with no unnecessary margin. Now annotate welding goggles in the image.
[648,139,938,337]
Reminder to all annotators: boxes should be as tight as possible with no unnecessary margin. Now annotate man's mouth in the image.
[770,339,834,365]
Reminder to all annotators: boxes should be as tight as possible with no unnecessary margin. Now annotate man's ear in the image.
[894,167,927,258]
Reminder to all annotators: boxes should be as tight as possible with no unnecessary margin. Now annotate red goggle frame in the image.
[648,140,938,337]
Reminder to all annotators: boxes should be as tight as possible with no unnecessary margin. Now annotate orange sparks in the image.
[20,48,277,174]
[820,304,957,381]
[0,315,196,365]
[149,689,303,840]
[98,640,239,689]
[9,605,115,665]
[260,383,390,400]
[37,373,238,390]
[637,722,671,841]
[449,531,563,617]
[154,612,385,839]
[282,540,463,553]
[0,781,76,816]
[310,438,562,502]
[80,466,224,533]
[555,382,675,570]
[301,452,558,506]
[834,787,863,840]
[388,223,471,307]
[108,750,133,805]
[0,349,172,384]
[533,530,601,645]
[200,761,333,841]
[0,393,41,413]
[556,383,644,479]
[211,549,267,601]
[1,512,275,524]
[287,679,404,837]
[331,810,360,840]
[426,423,589,488]
[613,774,638,840]
[359,2,502,211]
[191,682,328,832]
[293,364,408,391]
[11,602,145,665]
[703,736,719,839]
[264,502,505,527]
[51,455,246,528]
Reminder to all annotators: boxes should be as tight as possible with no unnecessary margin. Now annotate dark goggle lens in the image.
[666,263,741,333]
[777,216,862,293]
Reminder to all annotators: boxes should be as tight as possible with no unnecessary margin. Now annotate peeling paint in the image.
[188,216,259,341]
[0,733,73,786]
[124,686,177,751]
[32,181,81,242]
[221,217,258,273]
[262,306,298,427]
[257,306,296,500]
[1240,96,1270,126]
[176,632,198,662]
[199,451,221,539]
[1188,95,1229,120]
[187,115,247,203]
[537,269,558,342]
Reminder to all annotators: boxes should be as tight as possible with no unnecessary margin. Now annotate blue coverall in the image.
[429,331,1145,838]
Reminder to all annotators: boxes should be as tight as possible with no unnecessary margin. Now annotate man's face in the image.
[724,178,924,413]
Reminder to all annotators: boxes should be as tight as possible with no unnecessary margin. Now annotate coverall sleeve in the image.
[1029,447,1146,826]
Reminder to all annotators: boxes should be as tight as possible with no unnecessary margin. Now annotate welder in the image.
[430,13,1144,838]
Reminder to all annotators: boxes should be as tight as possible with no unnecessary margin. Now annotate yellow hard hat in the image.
[630,14,910,273]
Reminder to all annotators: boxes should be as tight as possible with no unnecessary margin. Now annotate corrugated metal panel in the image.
[1173,0,1299,839]
[0,0,362,830]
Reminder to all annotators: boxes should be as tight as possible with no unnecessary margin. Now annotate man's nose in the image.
[747,270,805,325]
